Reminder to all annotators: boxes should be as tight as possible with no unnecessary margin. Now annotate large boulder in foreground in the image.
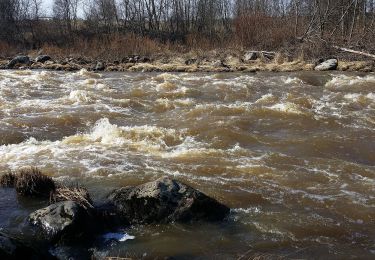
[314,58,338,71]
[107,177,230,224]
[29,201,95,243]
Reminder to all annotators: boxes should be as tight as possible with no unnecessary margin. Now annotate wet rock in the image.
[6,56,30,68]
[49,245,91,260]
[0,232,53,259]
[94,62,105,71]
[243,51,258,61]
[106,176,230,224]
[35,55,52,63]
[314,58,338,71]
[29,201,95,243]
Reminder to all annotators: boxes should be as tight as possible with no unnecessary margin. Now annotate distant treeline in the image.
[1,0,375,56]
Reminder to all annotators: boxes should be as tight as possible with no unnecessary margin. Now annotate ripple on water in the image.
[0,70,374,258]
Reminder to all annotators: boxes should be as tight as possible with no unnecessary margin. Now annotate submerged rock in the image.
[35,55,52,63]
[0,232,53,259]
[29,201,95,243]
[314,58,338,71]
[106,176,230,224]
[6,56,30,68]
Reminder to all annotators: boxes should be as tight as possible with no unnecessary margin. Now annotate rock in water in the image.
[314,59,338,71]
[29,201,94,243]
[6,56,30,68]
[35,55,51,63]
[107,176,230,224]
[0,232,52,259]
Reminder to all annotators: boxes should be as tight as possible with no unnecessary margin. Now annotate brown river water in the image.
[0,69,374,259]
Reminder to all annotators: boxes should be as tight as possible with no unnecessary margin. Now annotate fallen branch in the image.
[333,46,375,59]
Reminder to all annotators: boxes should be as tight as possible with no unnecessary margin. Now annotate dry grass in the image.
[0,41,19,58]
[14,168,55,197]
[50,185,93,209]
[234,14,295,50]
[0,171,17,187]
[41,33,166,61]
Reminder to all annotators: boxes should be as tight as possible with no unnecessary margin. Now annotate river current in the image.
[0,69,374,258]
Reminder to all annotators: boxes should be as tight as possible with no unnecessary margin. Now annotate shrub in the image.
[0,171,17,187]
[50,185,93,209]
[15,168,55,197]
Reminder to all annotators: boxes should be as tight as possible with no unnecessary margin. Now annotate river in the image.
[0,69,374,258]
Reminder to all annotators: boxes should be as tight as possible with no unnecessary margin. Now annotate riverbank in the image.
[1,52,374,73]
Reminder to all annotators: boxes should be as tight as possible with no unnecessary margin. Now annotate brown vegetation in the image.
[15,168,56,197]
[0,168,96,208]
[1,168,56,197]
[0,172,17,187]
[50,185,94,209]
[1,1,375,61]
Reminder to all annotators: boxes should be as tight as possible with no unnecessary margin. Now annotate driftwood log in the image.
[333,46,375,59]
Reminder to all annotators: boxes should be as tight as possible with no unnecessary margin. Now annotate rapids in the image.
[0,69,374,258]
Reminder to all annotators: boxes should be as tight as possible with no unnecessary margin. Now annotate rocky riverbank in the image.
[0,169,229,259]
[1,52,374,72]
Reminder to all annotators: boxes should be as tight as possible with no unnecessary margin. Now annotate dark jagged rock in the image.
[35,55,52,63]
[29,201,96,244]
[0,232,53,259]
[314,58,338,71]
[106,176,230,224]
[6,56,30,68]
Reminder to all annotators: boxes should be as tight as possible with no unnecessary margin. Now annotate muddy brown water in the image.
[0,69,374,259]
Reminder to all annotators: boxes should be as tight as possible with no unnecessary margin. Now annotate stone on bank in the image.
[314,58,338,71]
[6,56,30,68]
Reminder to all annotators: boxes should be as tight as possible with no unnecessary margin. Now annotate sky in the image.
[41,0,53,16]
[41,0,85,17]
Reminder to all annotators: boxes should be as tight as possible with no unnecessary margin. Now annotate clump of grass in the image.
[15,168,55,197]
[0,171,17,187]
[50,185,93,209]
